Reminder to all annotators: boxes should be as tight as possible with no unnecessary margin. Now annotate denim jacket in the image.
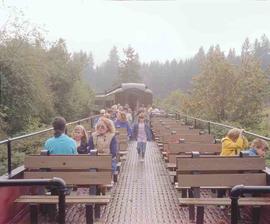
[132,122,152,141]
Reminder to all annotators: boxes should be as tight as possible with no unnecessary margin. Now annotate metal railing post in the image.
[208,122,211,134]
[7,139,12,178]
[58,186,66,224]
[194,119,197,129]
[0,177,66,224]
[230,185,270,224]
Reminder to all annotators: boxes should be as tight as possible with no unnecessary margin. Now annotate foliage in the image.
[115,45,141,85]
[0,17,94,136]
[184,43,269,130]
[159,89,185,112]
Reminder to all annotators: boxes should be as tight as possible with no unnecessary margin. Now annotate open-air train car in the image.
[95,83,153,111]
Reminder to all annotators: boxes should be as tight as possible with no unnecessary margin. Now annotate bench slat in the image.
[169,143,221,154]
[162,134,214,143]
[177,173,266,187]
[25,155,112,169]
[179,197,270,206]
[16,195,111,204]
[24,171,112,185]
[177,157,265,171]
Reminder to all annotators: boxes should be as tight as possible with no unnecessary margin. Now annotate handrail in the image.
[0,177,66,224]
[0,116,96,144]
[230,185,270,224]
[0,114,99,177]
[174,112,270,141]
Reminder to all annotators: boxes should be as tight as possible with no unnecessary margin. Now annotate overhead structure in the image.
[95,83,153,111]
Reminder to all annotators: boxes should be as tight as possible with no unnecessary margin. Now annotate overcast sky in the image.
[1,0,270,65]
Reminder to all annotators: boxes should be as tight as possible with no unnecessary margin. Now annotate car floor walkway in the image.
[102,141,234,224]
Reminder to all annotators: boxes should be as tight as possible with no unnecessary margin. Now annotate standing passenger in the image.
[44,117,77,155]
[132,113,152,161]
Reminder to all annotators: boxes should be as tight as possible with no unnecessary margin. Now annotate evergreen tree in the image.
[116,46,141,84]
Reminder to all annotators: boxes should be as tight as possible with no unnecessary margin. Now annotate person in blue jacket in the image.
[132,112,152,161]
[243,138,269,158]
[114,111,132,139]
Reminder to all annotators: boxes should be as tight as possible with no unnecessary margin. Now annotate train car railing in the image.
[230,185,270,224]
[0,177,66,224]
[0,115,99,178]
[174,112,270,141]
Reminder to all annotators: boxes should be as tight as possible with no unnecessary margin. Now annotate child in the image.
[220,128,249,156]
[72,125,89,154]
[243,138,269,158]
[132,113,152,161]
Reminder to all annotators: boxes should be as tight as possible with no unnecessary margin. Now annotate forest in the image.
[89,36,270,136]
[1,18,270,139]
[0,15,270,174]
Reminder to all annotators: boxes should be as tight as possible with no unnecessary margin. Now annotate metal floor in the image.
[103,141,183,224]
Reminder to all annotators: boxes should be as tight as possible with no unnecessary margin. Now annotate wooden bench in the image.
[16,155,113,224]
[176,154,269,224]
[166,142,221,166]
[116,128,128,152]
[159,134,214,157]
[161,133,214,144]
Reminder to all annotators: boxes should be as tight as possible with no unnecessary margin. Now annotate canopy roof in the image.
[96,83,152,98]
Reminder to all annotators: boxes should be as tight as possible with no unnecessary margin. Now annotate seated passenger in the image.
[114,111,132,138]
[243,138,269,158]
[88,117,118,172]
[220,128,248,156]
[44,117,77,155]
[72,125,89,154]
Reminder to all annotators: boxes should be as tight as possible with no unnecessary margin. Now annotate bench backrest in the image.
[177,156,266,187]
[24,155,112,186]
[153,127,195,135]
[161,134,214,144]
[167,143,221,163]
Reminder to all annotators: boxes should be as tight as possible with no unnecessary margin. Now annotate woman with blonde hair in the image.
[114,111,132,138]
[72,125,89,154]
[220,128,249,156]
[88,117,117,172]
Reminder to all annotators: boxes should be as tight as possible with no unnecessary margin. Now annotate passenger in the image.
[72,125,89,154]
[104,112,116,129]
[220,128,249,156]
[124,107,133,126]
[134,107,146,123]
[111,105,118,121]
[132,113,152,162]
[114,111,132,138]
[44,117,77,155]
[93,109,106,127]
[243,138,269,158]
[88,117,118,173]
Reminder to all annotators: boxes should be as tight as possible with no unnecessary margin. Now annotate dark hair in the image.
[52,117,66,137]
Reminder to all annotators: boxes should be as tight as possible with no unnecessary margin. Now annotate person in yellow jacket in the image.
[220,128,249,156]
